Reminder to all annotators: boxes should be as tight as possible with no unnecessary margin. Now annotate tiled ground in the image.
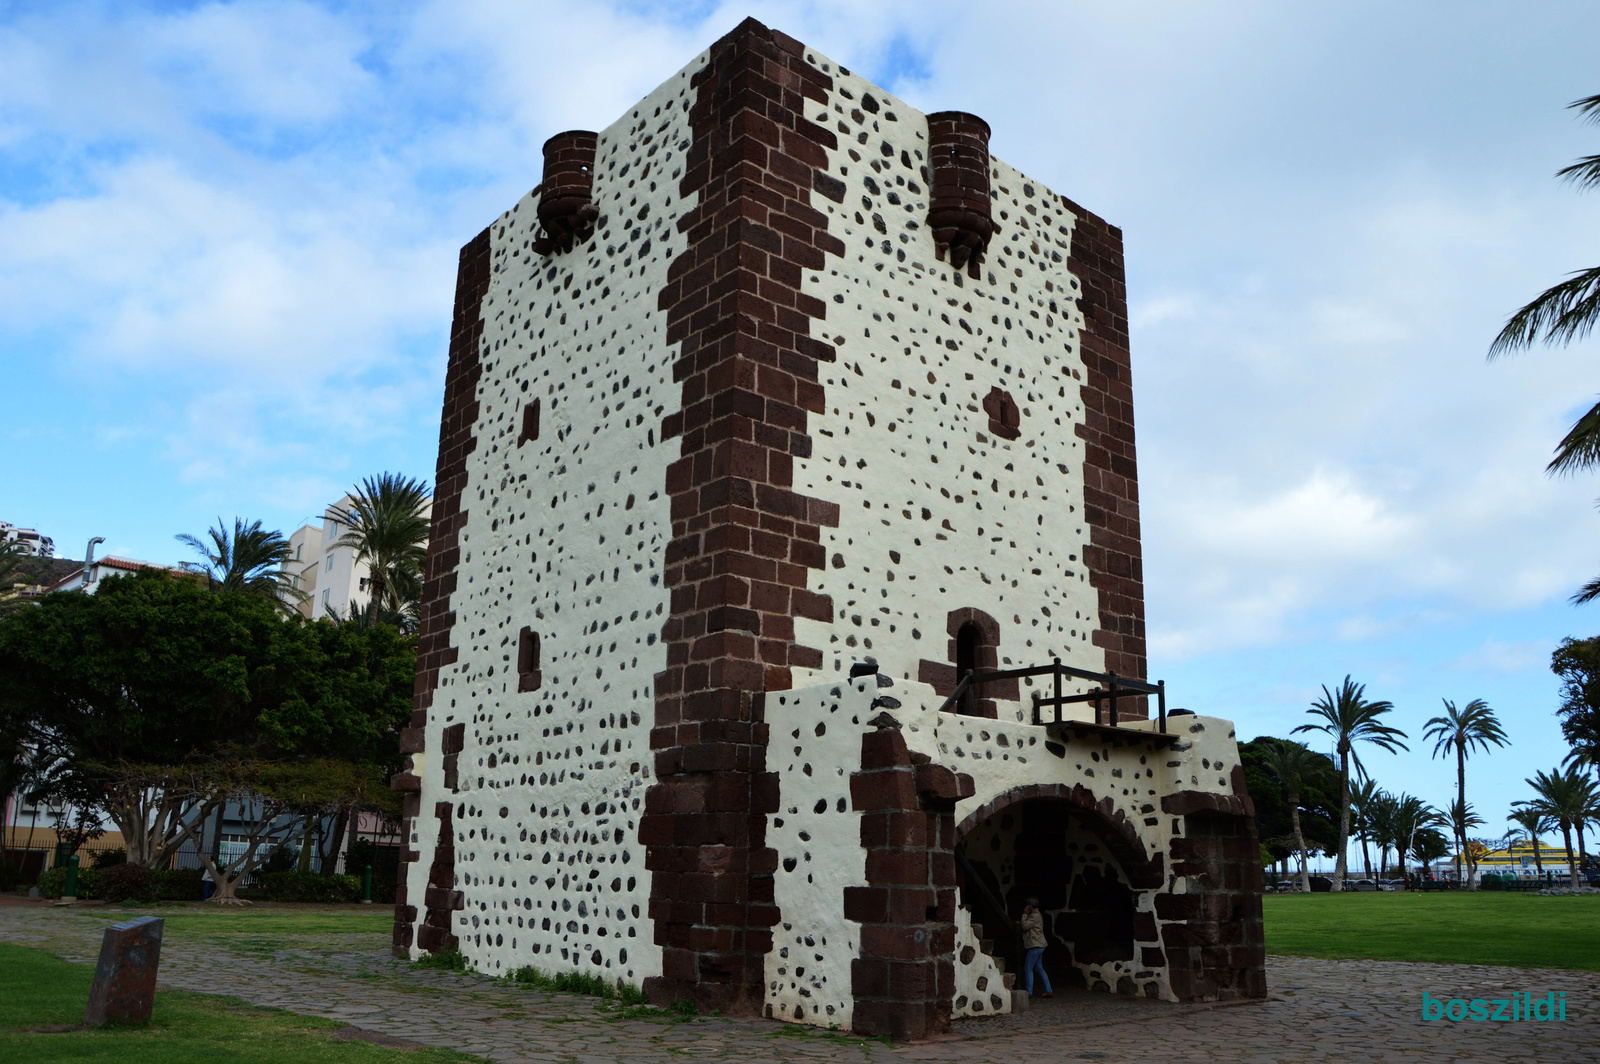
[3,903,1595,1063]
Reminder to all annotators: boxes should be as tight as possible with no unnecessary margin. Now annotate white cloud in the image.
[5,0,1600,690]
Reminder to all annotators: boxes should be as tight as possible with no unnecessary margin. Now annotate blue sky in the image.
[4,0,1600,845]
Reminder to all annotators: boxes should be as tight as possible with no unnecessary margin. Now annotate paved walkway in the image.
[3,904,1597,1063]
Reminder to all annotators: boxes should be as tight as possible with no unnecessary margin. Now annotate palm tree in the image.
[1294,676,1409,891]
[1367,789,1400,879]
[177,518,303,605]
[1507,806,1552,877]
[1349,776,1380,881]
[1262,741,1325,892]
[1447,799,1486,884]
[1517,767,1599,887]
[1489,93,1600,600]
[328,474,430,621]
[1390,793,1446,881]
[1423,699,1509,889]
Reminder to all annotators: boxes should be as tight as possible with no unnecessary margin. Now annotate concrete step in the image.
[1002,972,1016,990]
[970,923,983,940]
[979,939,993,954]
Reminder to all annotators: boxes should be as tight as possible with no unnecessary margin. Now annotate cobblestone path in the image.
[3,904,1596,1063]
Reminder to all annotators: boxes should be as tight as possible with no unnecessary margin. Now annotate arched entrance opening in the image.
[955,790,1161,999]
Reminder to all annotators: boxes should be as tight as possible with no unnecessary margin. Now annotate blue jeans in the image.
[1023,947,1051,995]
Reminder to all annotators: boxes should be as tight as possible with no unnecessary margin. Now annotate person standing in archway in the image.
[1020,897,1053,998]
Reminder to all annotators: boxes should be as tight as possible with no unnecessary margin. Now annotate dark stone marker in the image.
[84,915,163,1026]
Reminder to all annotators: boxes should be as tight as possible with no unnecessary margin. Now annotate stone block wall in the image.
[845,718,972,1041]
[1158,782,1268,1001]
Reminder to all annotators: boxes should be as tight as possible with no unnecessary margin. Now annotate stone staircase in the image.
[968,921,1017,991]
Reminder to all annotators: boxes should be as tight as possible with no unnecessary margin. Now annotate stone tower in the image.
[391,18,1265,1040]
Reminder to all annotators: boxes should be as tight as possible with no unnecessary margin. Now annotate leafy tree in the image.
[1293,676,1409,891]
[1490,96,1600,473]
[1516,767,1599,886]
[1507,806,1552,875]
[0,569,413,874]
[1552,637,1600,776]
[328,474,430,621]
[1259,741,1328,892]
[177,517,303,606]
[1423,699,1508,888]
[1239,736,1339,868]
[169,758,381,904]
[0,540,33,617]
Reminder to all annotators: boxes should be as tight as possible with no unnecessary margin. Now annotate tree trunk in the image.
[1290,798,1311,892]
[1361,836,1372,881]
[1333,747,1351,891]
[1561,822,1578,888]
[319,803,351,877]
[368,567,385,623]
[1532,838,1543,876]
[209,803,224,870]
[297,814,315,873]
[1459,746,1474,890]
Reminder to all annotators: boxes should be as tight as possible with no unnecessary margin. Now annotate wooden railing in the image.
[936,659,1168,734]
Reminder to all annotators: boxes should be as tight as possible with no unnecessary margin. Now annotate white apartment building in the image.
[1,521,54,557]
[282,495,431,621]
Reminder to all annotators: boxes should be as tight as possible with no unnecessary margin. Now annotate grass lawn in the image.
[1265,891,1600,971]
[62,902,393,955]
[0,942,481,1063]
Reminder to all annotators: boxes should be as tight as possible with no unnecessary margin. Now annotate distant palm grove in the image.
[1245,657,1600,892]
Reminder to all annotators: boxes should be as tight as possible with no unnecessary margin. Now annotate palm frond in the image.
[1572,570,1600,605]
[1546,399,1600,476]
[1489,266,1600,359]
[1569,93,1600,124]
[1557,154,1600,191]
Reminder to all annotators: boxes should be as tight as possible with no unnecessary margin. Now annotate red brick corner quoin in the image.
[391,225,494,956]
[641,18,845,1015]
[1066,199,1147,717]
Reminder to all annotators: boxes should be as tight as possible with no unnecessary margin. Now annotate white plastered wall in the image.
[404,49,711,984]
[763,670,1245,1023]
[786,53,1105,697]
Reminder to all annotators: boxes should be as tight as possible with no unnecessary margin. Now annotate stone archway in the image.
[955,784,1166,1000]
[958,783,1161,890]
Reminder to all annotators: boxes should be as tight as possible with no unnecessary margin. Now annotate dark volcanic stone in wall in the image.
[1065,200,1147,716]
[392,225,494,956]
[643,16,845,1016]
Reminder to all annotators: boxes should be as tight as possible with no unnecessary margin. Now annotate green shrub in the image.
[506,964,649,1007]
[261,871,360,903]
[155,868,206,901]
[35,866,102,900]
[412,949,467,971]
[89,848,127,869]
[97,863,158,903]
